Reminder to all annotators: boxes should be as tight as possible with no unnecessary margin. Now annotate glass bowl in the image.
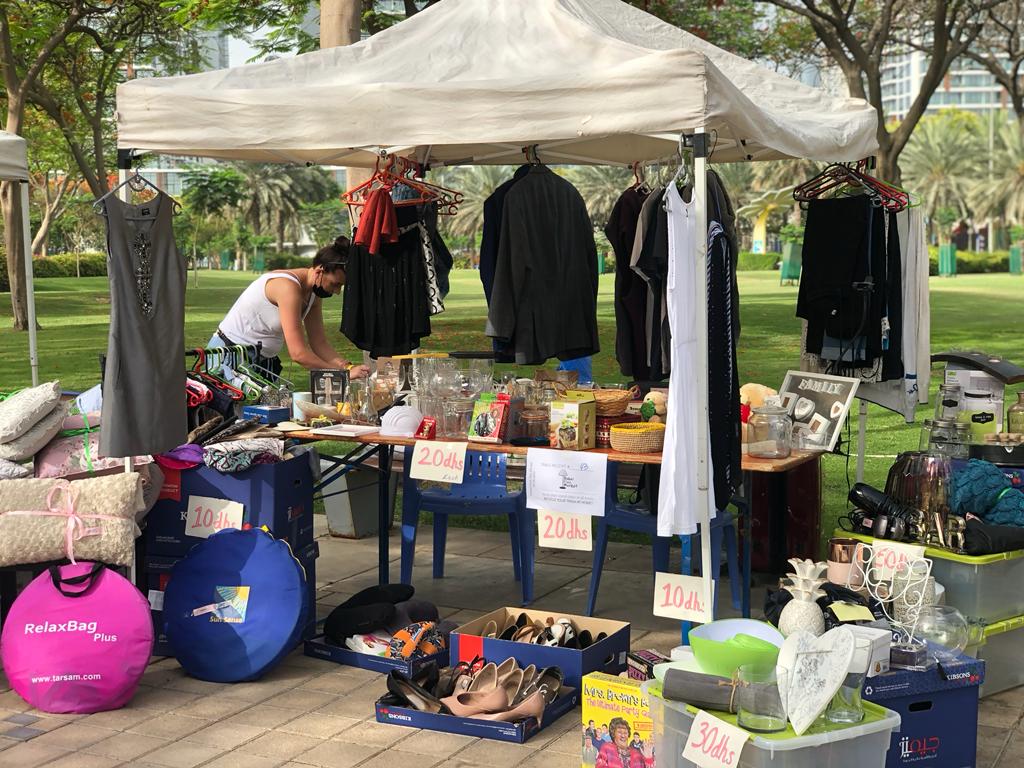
[915,605,969,664]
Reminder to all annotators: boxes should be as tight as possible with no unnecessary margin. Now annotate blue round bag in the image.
[164,529,310,682]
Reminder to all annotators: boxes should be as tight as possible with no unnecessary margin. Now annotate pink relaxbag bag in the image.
[0,562,153,713]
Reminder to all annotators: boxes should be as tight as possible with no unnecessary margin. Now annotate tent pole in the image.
[856,398,867,483]
[692,129,714,628]
[21,182,39,386]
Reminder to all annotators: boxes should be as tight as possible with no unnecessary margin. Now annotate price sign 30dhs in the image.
[537,509,592,552]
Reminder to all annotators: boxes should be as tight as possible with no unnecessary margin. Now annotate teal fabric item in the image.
[950,459,1024,527]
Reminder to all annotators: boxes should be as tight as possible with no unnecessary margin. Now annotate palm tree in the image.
[969,118,1024,227]
[901,110,985,240]
[231,164,339,254]
[563,165,633,228]
[432,165,515,244]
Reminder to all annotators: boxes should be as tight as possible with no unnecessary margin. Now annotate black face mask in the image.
[313,272,333,299]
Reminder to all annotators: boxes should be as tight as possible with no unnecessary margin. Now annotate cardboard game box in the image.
[550,391,597,451]
[581,672,655,768]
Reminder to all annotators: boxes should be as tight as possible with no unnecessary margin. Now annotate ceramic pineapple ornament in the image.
[778,558,827,638]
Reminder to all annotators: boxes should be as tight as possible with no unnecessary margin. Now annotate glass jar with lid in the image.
[935,383,962,421]
[928,418,970,458]
[1008,391,1024,434]
[520,409,551,442]
[748,396,793,459]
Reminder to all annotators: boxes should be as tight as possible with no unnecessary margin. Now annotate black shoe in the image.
[341,584,415,609]
[386,670,451,714]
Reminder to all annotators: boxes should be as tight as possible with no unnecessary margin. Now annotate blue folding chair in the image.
[400,450,534,606]
[587,463,672,616]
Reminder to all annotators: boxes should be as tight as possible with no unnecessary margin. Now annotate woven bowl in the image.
[593,386,638,417]
[609,422,665,453]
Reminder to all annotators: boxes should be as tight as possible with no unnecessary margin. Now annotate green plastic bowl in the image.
[688,619,784,678]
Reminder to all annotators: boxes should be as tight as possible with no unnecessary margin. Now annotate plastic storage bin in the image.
[840,531,1024,624]
[965,614,1024,698]
[645,682,900,768]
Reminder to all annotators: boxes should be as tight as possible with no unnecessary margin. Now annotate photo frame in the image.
[778,371,859,452]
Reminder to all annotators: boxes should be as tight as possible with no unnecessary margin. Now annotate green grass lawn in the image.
[2,268,1021,557]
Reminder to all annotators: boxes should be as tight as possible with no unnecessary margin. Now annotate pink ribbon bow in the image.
[6,480,123,564]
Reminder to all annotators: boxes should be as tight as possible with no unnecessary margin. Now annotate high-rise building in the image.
[881,50,1010,119]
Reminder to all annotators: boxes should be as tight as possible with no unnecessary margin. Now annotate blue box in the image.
[450,608,629,689]
[144,453,316,558]
[304,633,449,675]
[242,405,291,425]
[374,687,579,743]
[145,540,319,658]
[863,653,985,768]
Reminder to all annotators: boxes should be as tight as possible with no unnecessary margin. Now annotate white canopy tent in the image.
[116,0,880,616]
[0,130,39,386]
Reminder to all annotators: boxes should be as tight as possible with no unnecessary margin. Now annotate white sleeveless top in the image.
[218,273,315,358]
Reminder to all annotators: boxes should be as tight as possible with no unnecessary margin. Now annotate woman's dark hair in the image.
[608,718,631,737]
[314,236,350,272]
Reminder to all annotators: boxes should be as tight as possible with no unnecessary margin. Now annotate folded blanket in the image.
[0,473,144,567]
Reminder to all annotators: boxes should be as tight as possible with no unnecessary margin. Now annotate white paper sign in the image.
[409,441,467,484]
[147,590,164,611]
[537,509,592,551]
[871,540,926,580]
[186,495,245,539]
[653,572,710,624]
[525,448,606,517]
[682,710,750,768]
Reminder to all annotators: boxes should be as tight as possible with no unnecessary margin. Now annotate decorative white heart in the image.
[775,626,855,735]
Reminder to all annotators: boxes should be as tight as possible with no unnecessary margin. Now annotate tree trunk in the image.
[32,209,53,257]
[322,0,371,202]
[1,181,30,330]
[276,213,286,254]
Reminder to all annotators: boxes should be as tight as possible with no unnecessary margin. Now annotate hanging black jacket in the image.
[486,165,599,364]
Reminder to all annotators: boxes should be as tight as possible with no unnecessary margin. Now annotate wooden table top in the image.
[289,430,820,474]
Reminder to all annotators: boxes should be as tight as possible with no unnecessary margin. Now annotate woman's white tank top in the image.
[218,272,315,358]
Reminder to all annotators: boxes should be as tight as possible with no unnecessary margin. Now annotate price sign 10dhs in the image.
[537,509,592,552]
[653,572,709,624]
[186,496,244,540]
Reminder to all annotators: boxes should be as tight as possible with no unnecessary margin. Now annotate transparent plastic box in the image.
[965,614,1024,698]
[644,681,900,768]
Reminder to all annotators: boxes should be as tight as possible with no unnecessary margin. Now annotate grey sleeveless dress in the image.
[99,192,186,457]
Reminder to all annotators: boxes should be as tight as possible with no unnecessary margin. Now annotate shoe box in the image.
[374,687,580,744]
[449,608,630,688]
[304,632,449,677]
[143,452,316,559]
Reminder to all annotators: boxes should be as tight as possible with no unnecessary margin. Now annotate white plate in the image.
[310,424,379,438]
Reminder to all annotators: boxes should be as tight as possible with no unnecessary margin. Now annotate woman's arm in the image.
[268,280,339,370]
[303,301,369,378]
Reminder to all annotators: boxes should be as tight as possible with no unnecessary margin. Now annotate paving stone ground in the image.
[0,519,1016,766]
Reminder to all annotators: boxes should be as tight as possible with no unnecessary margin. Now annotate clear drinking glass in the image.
[443,398,475,439]
[827,638,871,724]
[736,665,787,733]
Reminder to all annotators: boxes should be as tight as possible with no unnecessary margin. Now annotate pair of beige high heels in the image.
[440,658,562,723]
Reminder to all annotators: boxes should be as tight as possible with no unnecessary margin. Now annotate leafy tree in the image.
[300,198,350,249]
[759,0,1008,184]
[182,164,246,283]
[430,165,513,246]
[901,109,985,241]
[964,5,1024,120]
[22,109,82,256]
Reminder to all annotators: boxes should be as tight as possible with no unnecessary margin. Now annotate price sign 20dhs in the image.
[682,710,750,768]
[537,509,592,552]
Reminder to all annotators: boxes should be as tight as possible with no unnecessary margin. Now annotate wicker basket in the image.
[593,386,640,417]
[609,422,665,454]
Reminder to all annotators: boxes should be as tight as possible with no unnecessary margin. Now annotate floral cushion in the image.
[0,458,31,480]
[0,381,61,444]
[0,403,68,463]
[34,430,151,481]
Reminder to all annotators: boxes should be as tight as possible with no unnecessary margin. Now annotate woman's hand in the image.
[349,364,370,379]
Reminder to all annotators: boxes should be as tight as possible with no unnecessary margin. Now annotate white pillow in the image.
[0,402,68,463]
[0,458,31,479]
[0,381,61,444]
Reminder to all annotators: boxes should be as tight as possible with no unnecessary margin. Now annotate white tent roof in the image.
[116,0,879,166]
[0,131,29,181]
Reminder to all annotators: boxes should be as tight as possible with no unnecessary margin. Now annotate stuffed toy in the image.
[640,391,668,423]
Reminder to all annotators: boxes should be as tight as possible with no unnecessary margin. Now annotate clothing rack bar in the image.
[185,342,263,359]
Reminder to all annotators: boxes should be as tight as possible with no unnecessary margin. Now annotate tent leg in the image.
[693,129,714,624]
[856,399,867,484]
[21,183,38,386]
